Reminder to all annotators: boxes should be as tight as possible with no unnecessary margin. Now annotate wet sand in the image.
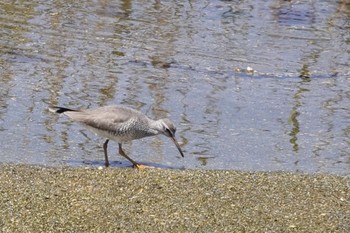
[0,164,349,232]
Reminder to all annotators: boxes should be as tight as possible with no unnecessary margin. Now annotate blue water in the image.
[0,0,349,175]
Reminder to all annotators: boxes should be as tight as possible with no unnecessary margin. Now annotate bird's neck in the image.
[148,119,164,135]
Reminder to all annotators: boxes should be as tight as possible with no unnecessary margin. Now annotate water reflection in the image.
[0,0,349,174]
[288,75,310,153]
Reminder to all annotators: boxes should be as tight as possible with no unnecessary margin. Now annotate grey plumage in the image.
[49,105,184,168]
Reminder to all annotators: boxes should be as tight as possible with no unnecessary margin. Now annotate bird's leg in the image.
[118,143,146,169]
[103,139,110,167]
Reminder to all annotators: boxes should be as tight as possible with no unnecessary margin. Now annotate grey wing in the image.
[64,106,135,131]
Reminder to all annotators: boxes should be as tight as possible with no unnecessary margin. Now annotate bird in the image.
[49,105,184,168]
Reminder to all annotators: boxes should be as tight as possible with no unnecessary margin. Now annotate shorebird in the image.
[49,105,184,168]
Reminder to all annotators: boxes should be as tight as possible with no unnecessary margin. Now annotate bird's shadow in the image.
[66,159,186,170]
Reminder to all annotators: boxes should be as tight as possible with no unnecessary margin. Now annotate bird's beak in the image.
[171,136,184,157]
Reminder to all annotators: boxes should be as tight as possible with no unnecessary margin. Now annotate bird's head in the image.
[159,118,177,137]
[159,118,184,157]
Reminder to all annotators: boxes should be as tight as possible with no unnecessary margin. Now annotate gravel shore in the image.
[0,164,349,232]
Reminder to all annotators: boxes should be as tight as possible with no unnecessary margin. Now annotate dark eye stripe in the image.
[166,128,174,137]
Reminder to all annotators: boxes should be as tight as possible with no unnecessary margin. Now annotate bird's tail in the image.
[49,106,77,114]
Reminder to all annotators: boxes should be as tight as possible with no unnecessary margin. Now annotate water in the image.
[0,0,349,175]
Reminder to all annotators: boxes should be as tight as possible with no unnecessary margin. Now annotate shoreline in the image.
[0,164,349,232]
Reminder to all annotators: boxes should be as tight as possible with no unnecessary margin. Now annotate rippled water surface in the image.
[1,0,350,174]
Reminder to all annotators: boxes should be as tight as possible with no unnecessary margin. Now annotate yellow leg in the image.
[118,143,143,168]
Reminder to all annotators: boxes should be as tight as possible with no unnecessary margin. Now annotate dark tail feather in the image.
[49,106,77,114]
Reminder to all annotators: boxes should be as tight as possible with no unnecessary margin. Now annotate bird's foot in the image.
[133,164,154,169]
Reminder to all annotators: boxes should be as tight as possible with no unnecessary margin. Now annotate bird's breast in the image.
[82,120,155,143]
